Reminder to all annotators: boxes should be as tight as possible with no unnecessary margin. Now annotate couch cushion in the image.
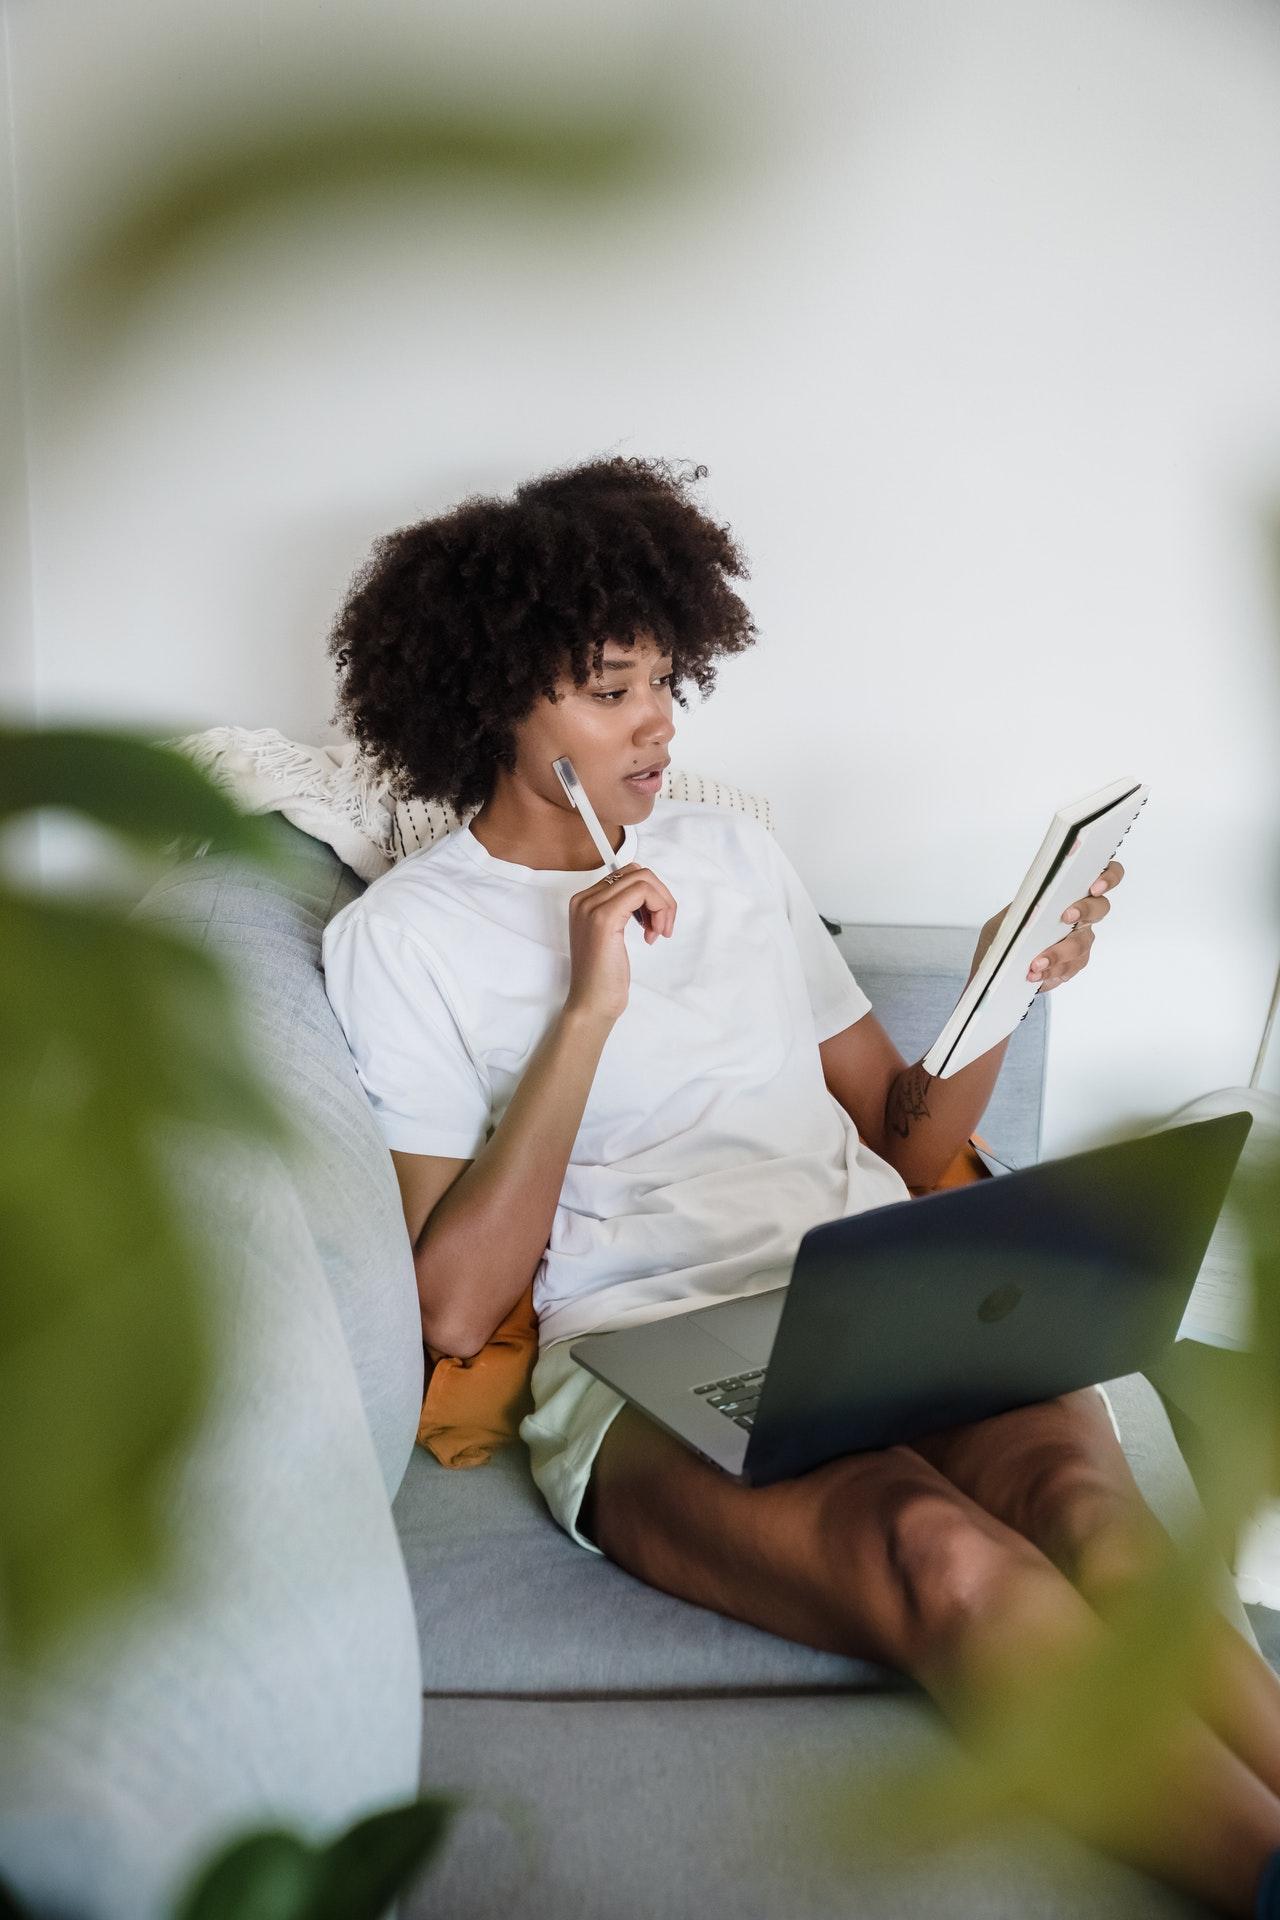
[393,1443,906,1696]
[132,817,423,1499]
[416,1695,1199,1920]
[393,1368,1254,1698]
[0,1129,422,1920]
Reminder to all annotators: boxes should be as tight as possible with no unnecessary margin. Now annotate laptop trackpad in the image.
[690,1286,787,1366]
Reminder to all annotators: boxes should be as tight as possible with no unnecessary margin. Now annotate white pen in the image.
[551,755,649,928]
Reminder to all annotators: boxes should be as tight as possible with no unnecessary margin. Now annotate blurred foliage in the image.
[805,1128,1280,1876]
[52,100,689,334]
[171,1796,459,1920]
[0,725,307,1670]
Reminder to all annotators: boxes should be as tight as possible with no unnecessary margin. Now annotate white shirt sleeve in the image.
[321,908,492,1159]
[763,830,872,1044]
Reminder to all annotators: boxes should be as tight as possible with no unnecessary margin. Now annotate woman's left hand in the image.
[976,861,1125,994]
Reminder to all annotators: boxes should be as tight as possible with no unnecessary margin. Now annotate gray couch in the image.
[1,811,1257,1920]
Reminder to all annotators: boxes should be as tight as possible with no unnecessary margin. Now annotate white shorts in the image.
[519,1337,1125,1559]
[519,1338,628,1555]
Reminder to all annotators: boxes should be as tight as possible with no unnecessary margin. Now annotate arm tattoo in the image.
[885,1062,933,1142]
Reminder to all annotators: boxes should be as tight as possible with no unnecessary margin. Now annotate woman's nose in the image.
[636,699,674,739]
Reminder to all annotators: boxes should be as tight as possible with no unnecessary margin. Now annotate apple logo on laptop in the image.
[978,1283,1023,1323]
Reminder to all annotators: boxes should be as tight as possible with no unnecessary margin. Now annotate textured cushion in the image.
[416,1695,1201,1920]
[392,1366,1254,1699]
[132,818,423,1499]
[393,1441,908,1696]
[389,760,775,855]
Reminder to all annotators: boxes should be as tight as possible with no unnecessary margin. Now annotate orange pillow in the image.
[416,1282,538,1469]
[930,1130,997,1190]
[415,1133,996,1467]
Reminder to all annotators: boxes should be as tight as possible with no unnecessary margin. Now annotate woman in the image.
[321,454,1280,1919]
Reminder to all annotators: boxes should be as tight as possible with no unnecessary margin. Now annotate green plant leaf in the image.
[173,1799,458,1920]
[308,1796,458,1920]
[0,732,302,1668]
[51,99,686,339]
[0,726,286,868]
[172,1831,319,1920]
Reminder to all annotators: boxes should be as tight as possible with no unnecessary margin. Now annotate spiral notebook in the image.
[922,778,1150,1080]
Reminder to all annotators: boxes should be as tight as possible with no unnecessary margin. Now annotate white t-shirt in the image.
[321,797,911,1348]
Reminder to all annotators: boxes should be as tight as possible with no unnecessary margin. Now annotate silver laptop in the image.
[569,1112,1252,1486]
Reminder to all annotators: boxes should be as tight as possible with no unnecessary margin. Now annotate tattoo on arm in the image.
[885,1063,933,1142]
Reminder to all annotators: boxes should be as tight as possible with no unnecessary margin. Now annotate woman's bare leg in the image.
[584,1408,1280,1918]
[906,1386,1280,1802]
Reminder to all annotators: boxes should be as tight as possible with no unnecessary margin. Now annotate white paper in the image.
[923,779,1149,1080]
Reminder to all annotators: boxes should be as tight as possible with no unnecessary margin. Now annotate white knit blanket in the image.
[165,726,773,880]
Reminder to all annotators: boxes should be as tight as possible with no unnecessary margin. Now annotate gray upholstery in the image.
[132,816,423,1499]
[394,1444,907,1696]
[414,1695,1220,1920]
[1,812,1252,1919]
[0,1128,423,1920]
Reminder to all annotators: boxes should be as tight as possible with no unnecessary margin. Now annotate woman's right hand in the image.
[564,864,678,1025]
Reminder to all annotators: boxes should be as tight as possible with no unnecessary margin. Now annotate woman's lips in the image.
[624,768,662,789]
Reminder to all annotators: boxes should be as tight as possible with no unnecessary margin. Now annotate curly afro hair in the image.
[326,454,759,818]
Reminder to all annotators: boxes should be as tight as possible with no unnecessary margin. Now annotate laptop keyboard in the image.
[693,1367,767,1431]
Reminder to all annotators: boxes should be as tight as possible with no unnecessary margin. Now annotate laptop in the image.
[569,1111,1253,1486]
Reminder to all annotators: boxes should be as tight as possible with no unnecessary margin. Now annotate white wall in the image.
[6,0,1280,1155]
[1,7,33,712]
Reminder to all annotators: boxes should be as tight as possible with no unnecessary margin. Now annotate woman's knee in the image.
[797,1451,1049,1672]
[586,1422,1067,1680]
[882,1485,1052,1668]
[1012,1444,1172,1600]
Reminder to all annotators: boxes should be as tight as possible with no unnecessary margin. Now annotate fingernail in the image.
[1090,880,1105,894]
[1063,909,1079,923]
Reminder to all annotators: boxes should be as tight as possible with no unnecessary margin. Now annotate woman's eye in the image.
[594,673,675,704]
